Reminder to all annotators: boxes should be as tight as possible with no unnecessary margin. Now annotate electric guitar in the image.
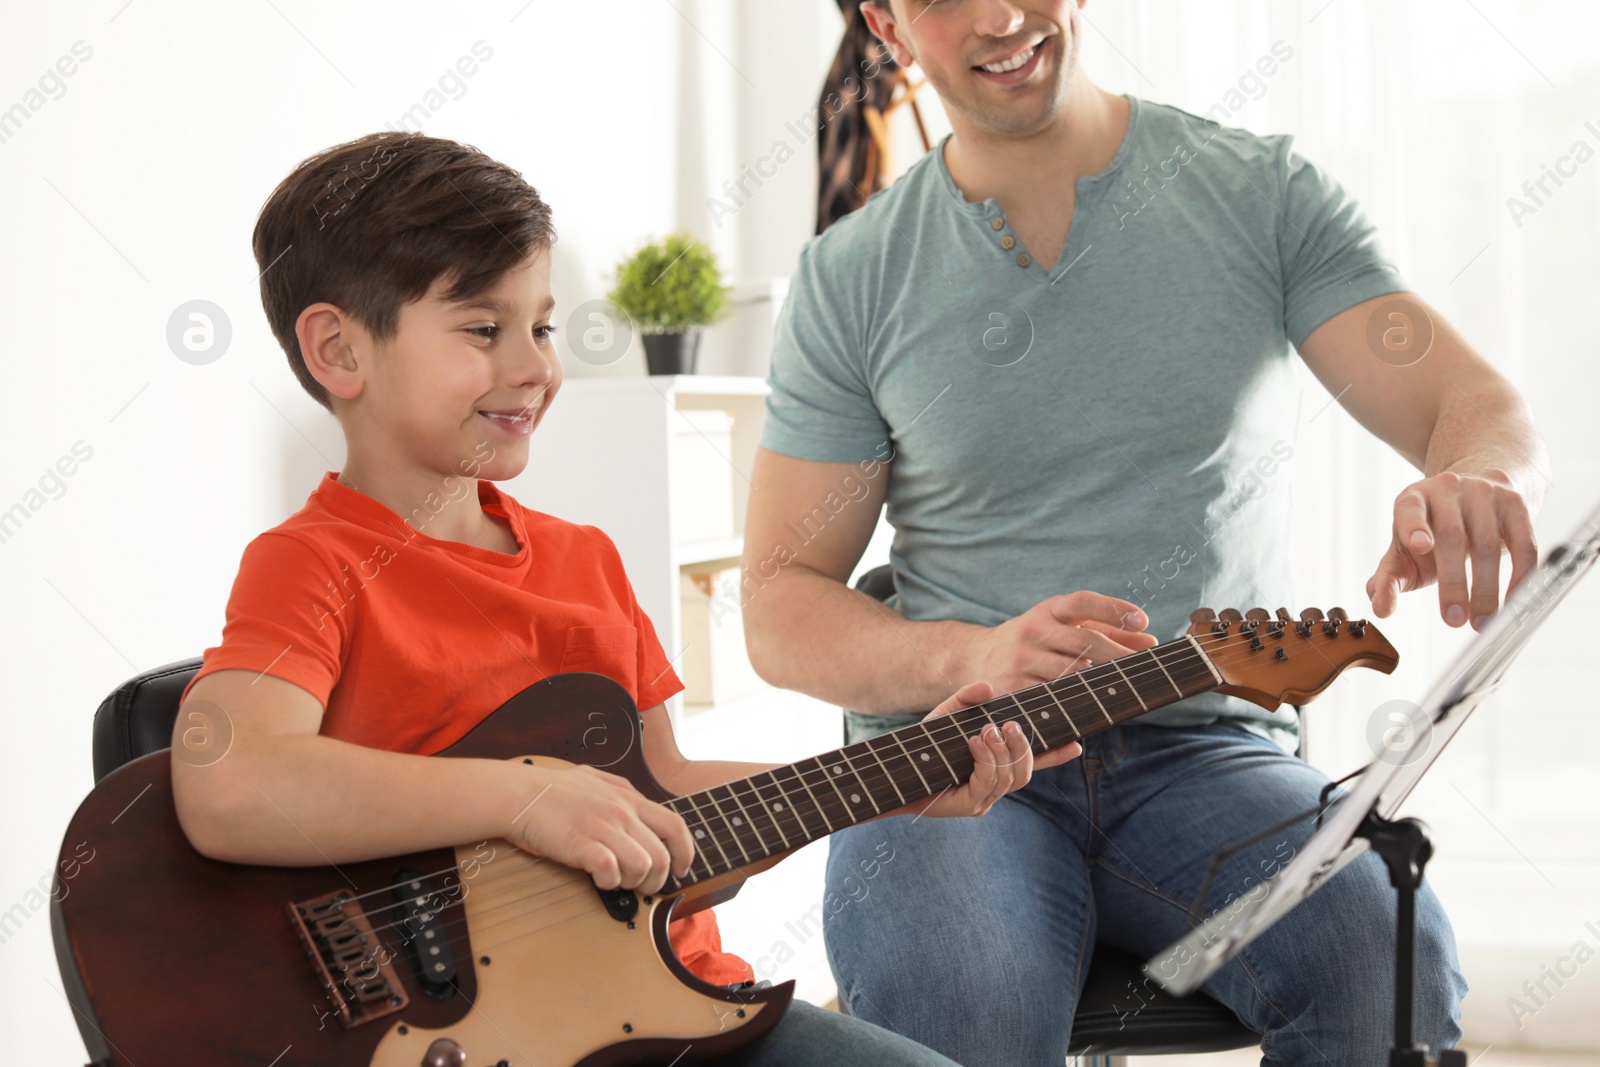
[52,606,1395,1066]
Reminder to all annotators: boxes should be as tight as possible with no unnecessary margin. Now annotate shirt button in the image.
[999,235,1016,250]
[991,217,1006,231]
[1016,252,1032,267]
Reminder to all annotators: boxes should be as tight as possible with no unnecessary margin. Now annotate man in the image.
[741,1,1547,1064]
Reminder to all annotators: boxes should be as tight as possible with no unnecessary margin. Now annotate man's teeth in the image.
[981,44,1037,74]
[483,412,526,422]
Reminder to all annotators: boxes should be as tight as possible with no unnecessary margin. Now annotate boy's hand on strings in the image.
[505,763,695,896]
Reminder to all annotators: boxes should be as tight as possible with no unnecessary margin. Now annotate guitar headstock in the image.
[1187,606,1398,709]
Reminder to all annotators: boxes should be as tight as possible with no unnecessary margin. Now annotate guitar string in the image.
[316,625,1360,936]
[322,628,1359,952]
[311,625,1366,941]
[302,609,1356,956]
[325,635,1212,918]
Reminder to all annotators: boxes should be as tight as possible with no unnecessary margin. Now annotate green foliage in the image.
[607,232,731,334]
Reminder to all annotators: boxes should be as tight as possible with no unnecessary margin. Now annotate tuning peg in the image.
[1245,607,1271,624]
[1275,607,1294,622]
[1321,606,1346,637]
[1293,608,1316,638]
[1190,608,1217,626]
[1219,608,1244,625]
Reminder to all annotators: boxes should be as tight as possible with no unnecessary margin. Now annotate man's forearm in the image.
[1424,381,1550,511]
[743,562,978,715]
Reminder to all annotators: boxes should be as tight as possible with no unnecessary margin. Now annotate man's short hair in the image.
[252,132,556,411]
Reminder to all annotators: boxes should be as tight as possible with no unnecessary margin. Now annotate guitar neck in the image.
[662,635,1221,891]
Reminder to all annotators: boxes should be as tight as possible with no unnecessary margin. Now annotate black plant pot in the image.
[642,330,701,375]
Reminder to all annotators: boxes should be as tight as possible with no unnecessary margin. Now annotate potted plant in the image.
[607,232,732,375]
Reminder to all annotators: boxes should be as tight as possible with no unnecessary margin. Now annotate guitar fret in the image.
[780,765,824,842]
[722,781,769,855]
[863,737,907,807]
[1077,672,1115,725]
[1011,693,1048,749]
[835,749,882,817]
[792,758,838,835]
[659,637,1240,892]
[702,787,751,866]
[1041,683,1081,738]
[758,772,794,851]
[679,792,734,877]
[973,700,1001,731]
[665,799,716,885]
[1148,645,1184,699]
[920,721,960,784]
[767,765,815,845]
[889,728,933,793]
[1108,659,1147,711]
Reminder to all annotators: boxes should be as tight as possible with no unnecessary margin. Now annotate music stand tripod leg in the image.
[1354,812,1466,1067]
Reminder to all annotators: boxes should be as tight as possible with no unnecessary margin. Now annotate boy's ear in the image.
[295,302,365,403]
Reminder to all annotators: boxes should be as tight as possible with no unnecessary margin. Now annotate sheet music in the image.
[1149,494,1600,996]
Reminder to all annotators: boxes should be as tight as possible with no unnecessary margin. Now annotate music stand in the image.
[1145,494,1600,1066]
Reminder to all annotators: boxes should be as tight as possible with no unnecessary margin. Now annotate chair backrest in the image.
[92,657,201,783]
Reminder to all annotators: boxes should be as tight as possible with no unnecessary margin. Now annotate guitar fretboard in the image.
[662,636,1221,890]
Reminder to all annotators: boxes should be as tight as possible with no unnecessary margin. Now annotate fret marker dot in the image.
[850,793,861,803]
[920,753,930,761]
[732,816,744,826]
[693,829,705,839]
[1042,711,1051,718]
[832,766,843,775]
[773,802,784,811]
[1109,686,1117,694]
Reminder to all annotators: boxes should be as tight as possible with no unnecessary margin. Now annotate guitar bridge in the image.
[288,890,409,1028]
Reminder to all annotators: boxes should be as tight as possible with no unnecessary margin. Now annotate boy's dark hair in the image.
[252,132,556,411]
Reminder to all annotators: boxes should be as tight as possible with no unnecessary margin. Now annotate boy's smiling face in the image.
[306,248,561,496]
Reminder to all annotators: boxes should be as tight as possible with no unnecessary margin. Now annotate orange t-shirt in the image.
[184,471,753,987]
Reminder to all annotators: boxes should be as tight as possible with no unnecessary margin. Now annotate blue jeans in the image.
[824,716,1468,1067]
[715,998,960,1066]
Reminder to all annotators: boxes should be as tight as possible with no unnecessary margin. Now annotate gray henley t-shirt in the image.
[759,94,1407,742]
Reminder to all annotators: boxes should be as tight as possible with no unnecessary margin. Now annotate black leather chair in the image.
[847,563,1259,1063]
[91,645,1260,1064]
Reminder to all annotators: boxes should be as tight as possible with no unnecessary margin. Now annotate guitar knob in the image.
[1275,607,1293,622]
[1328,607,1348,623]
[422,1038,467,1067]
[1300,607,1325,623]
[1219,608,1244,625]
[1189,607,1217,626]
[1244,607,1271,624]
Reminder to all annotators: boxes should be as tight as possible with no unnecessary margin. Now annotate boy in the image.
[171,131,1082,1064]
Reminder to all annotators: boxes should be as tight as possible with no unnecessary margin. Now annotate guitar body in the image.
[52,673,792,1066]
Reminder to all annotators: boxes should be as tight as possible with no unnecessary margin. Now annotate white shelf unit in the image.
[502,373,841,1004]
[504,374,768,723]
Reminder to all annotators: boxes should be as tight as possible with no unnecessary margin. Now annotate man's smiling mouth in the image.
[977,39,1042,74]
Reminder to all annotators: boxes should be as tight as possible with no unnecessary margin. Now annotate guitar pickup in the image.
[391,868,460,999]
[287,890,408,1028]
